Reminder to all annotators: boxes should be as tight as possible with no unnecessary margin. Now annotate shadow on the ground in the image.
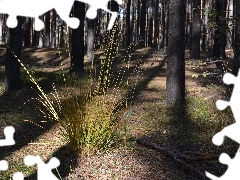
[25,145,79,180]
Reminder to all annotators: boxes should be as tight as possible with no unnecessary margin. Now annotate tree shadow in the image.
[25,145,79,180]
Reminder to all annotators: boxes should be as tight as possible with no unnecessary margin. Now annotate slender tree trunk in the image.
[137,0,141,42]
[0,15,3,43]
[166,0,186,106]
[140,0,147,47]
[201,0,208,51]
[38,31,43,48]
[153,0,159,47]
[51,10,57,48]
[24,17,32,47]
[3,17,22,91]
[71,1,85,75]
[132,3,136,45]
[87,17,95,62]
[126,0,132,47]
[164,1,170,47]
[43,11,51,47]
[190,0,201,58]
[148,0,154,47]
[233,0,240,75]
[60,21,65,48]
[212,0,227,59]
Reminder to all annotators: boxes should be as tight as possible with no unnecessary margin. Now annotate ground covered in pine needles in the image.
[0,46,238,179]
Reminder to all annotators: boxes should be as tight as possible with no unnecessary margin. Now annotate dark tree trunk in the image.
[60,21,65,48]
[87,17,95,62]
[166,0,186,106]
[164,1,169,47]
[201,0,208,51]
[140,0,147,47]
[233,0,240,75]
[3,16,22,91]
[137,0,141,42]
[190,0,201,58]
[154,0,160,47]
[51,10,57,48]
[24,17,32,47]
[32,30,39,47]
[44,11,51,47]
[126,0,132,47]
[148,0,154,47]
[0,15,3,43]
[38,30,43,48]
[95,10,103,49]
[71,1,85,75]
[212,0,227,59]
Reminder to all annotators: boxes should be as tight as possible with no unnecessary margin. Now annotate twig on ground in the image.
[136,138,208,179]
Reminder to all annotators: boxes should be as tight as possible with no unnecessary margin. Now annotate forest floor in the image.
[0,46,238,179]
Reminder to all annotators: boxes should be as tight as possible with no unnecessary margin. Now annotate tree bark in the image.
[148,0,154,47]
[126,0,133,47]
[190,0,201,58]
[44,11,51,47]
[24,17,32,47]
[87,17,95,62]
[212,0,227,59]
[154,0,160,48]
[140,0,147,47]
[3,16,22,91]
[71,1,85,75]
[51,10,57,48]
[233,0,240,75]
[166,0,186,106]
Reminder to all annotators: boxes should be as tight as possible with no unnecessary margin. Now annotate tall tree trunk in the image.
[153,0,159,47]
[137,0,141,42]
[140,0,147,47]
[32,30,39,47]
[190,0,201,58]
[24,17,32,47]
[94,10,102,49]
[148,0,154,47]
[164,1,170,47]
[212,0,227,59]
[233,0,240,75]
[166,0,186,106]
[51,10,57,48]
[0,15,3,43]
[201,0,208,51]
[71,1,85,75]
[44,11,51,47]
[3,17,22,91]
[87,17,95,62]
[60,21,65,48]
[126,0,132,47]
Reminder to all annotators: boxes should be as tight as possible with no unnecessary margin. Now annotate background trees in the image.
[0,0,239,105]
[3,16,22,91]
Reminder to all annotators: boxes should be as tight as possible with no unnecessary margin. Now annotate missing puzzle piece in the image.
[0,126,15,146]
[206,148,240,179]
[24,155,60,180]
[0,160,8,171]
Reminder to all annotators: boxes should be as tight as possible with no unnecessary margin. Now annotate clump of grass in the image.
[13,22,142,155]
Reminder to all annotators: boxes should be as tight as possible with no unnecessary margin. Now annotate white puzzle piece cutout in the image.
[206,148,240,179]
[0,0,122,31]
[206,69,240,179]
[12,172,24,180]
[24,155,60,180]
[0,160,8,171]
[0,126,15,146]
